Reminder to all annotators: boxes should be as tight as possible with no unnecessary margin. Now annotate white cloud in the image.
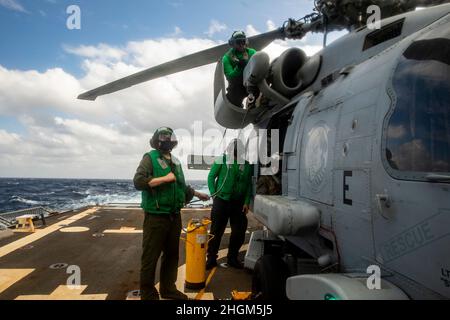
[0,38,222,179]
[264,40,322,59]
[0,130,21,151]
[205,19,227,37]
[266,20,277,31]
[126,38,219,67]
[0,66,88,117]
[245,25,259,37]
[63,44,127,62]
[392,139,431,172]
[0,0,27,13]
[0,30,331,179]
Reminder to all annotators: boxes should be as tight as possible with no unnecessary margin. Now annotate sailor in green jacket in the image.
[223,31,258,107]
[133,127,209,300]
[206,139,253,270]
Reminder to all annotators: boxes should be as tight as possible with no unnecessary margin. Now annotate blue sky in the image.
[0,0,329,179]
[0,0,316,76]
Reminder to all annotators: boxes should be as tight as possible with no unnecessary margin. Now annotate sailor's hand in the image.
[238,59,248,69]
[165,172,176,183]
[195,192,210,201]
[242,204,250,215]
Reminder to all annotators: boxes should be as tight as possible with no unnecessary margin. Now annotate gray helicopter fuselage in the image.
[76,0,450,299]
[251,4,450,299]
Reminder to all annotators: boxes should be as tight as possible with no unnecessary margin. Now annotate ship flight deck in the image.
[0,205,263,300]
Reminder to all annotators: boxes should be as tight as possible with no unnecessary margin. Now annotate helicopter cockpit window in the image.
[385,38,450,176]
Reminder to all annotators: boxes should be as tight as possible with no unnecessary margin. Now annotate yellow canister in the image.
[184,218,212,290]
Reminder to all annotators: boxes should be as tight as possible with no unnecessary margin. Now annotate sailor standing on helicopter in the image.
[223,31,259,108]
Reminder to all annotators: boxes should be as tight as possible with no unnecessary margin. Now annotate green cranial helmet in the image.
[228,30,248,47]
[150,127,178,152]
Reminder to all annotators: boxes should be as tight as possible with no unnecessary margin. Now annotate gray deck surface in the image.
[0,206,262,300]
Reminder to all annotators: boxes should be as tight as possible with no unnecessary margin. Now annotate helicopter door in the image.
[373,30,450,298]
[282,95,312,198]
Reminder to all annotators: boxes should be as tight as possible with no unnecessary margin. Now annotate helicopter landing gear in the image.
[251,254,289,300]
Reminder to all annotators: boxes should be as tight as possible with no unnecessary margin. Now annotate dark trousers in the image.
[226,75,248,107]
[140,213,181,300]
[207,197,248,262]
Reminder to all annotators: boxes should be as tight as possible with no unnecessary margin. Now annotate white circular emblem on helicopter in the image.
[304,123,329,193]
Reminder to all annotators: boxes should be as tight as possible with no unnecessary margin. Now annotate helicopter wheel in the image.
[251,254,289,300]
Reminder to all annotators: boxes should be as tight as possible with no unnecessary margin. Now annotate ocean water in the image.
[0,178,208,214]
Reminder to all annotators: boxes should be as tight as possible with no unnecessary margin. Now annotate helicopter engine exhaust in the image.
[270,48,308,98]
[243,52,290,106]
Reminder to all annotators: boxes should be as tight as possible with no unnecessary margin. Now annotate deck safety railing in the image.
[0,207,50,229]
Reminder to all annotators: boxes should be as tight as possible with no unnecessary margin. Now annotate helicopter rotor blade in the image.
[78,28,285,101]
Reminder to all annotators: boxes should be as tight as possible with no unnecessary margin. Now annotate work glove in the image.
[247,93,255,104]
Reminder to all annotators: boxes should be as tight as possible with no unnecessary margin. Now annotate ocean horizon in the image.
[0,178,208,214]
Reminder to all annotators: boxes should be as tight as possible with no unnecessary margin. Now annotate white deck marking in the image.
[103,227,143,234]
[15,285,108,300]
[0,208,98,259]
[0,269,34,294]
[59,227,90,233]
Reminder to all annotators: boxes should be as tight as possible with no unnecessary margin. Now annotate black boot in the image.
[160,289,189,300]
[227,257,244,269]
[206,258,218,270]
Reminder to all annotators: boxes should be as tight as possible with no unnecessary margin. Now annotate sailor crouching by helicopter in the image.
[133,127,210,300]
[206,139,253,270]
[223,31,260,109]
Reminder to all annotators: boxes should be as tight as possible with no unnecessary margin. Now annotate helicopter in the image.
[78,0,450,300]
